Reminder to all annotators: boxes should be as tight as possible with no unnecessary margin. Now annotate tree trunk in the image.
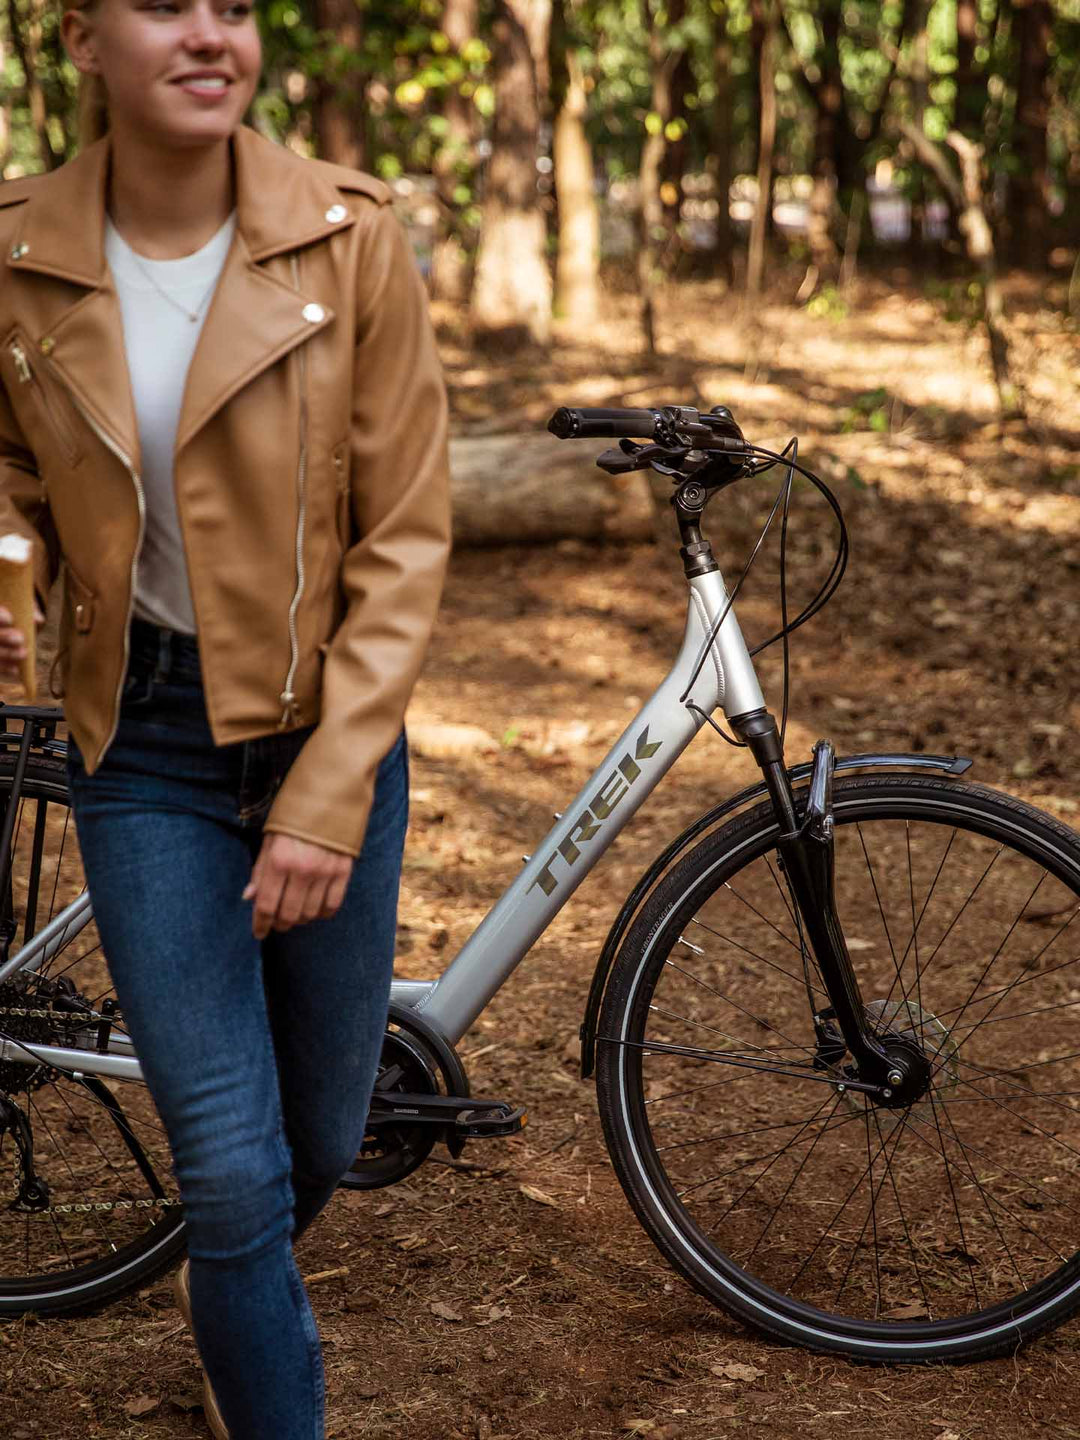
[710,0,734,285]
[954,0,982,136]
[311,0,365,168]
[0,30,10,175]
[553,49,600,325]
[906,0,931,257]
[806,1,843,271]
[470,0,553,348]
[636,1,677,355]
[747,0,777,298]
[449,434,654,546]
[900,120,1023,419]
[432,0,479,303]
[1009,0,1052,268]
[7,0,60,170]
[660,33,693,266]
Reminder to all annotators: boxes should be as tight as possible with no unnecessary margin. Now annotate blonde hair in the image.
[66,0,109,149]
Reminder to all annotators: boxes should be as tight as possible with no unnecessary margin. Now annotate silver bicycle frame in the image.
[0,565,766,1083]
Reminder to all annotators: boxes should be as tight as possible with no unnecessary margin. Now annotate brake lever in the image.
[596,439,692,477]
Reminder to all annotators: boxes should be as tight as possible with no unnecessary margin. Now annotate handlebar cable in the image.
[678,442,849,751]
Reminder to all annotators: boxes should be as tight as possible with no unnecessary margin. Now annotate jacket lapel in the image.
[5,125,356,469]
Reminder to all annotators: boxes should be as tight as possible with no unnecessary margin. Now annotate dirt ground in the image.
[4,262,1080,1439]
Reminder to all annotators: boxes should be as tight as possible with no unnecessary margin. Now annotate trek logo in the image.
[527,727,662,898]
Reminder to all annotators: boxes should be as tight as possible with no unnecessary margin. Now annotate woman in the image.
[0,2,450,1436]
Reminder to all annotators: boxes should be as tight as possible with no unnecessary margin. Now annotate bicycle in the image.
[1,401,1079,1364]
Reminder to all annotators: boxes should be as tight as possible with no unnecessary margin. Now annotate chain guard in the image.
[341,1009,469,1191]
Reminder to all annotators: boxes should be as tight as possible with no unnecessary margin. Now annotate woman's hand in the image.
[0,601,45,683]
[243,832,354,940]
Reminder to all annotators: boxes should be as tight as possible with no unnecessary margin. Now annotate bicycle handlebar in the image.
[547,407,664,441]
[547,404,750,452]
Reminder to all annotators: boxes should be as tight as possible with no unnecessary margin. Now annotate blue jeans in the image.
[67,619,407,1440]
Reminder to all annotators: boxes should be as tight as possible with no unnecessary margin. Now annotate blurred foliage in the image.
[2,0,1077,262]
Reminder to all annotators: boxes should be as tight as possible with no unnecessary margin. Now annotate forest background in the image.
[5,5,1080,1439]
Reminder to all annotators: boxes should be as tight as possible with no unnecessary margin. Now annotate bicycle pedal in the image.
[454,1100,527,1139]
[368,1090,527,1138]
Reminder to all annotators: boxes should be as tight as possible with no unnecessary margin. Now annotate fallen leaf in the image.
[169,1391,203,1413]
[622,1422,656,1436]
[430,1299,464,1322]
[518,1183,559,1208]
[710,1361,765,1382]
[123,1394,160,1417]
[883,1301,930,1319]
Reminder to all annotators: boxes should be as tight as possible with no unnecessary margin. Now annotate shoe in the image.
[173,1259,231,1440]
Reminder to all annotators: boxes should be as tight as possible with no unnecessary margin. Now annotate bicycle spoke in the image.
[685,920,829,1002]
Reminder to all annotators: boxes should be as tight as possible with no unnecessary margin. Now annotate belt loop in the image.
[153,626,172,683]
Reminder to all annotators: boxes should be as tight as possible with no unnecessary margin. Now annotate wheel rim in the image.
[609,785,1080,1349]
[0,769,182,1305]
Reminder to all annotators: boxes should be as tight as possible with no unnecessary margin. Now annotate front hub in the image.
[876,1039,933,1108]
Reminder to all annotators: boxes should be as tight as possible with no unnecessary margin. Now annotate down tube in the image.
[410,568,766,1044]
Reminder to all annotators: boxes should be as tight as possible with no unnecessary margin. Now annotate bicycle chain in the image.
[1,1006,85,1022]
[40,1196,183,1216]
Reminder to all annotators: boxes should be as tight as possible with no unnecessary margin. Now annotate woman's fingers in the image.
[0,610,29,681]
[244,833,354,938]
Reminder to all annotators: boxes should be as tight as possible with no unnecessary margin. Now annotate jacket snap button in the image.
[39,337,55,356]
[74,603,85,624]
[302,302,325,323]
[325,204,347,223]
[10,243,28,260]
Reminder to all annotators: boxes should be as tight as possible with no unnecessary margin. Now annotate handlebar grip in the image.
[548,407,661,441]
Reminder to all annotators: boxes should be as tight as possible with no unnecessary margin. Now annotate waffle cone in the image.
[0,543,36,701]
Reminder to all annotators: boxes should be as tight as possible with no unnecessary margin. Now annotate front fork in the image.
[732,710,915,1101]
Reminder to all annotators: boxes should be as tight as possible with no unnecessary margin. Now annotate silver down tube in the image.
[402,568,765,1044]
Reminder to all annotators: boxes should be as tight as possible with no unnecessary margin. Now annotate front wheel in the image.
[596,775,1080,1361]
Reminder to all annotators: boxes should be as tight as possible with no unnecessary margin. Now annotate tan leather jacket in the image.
[0,124,451,857]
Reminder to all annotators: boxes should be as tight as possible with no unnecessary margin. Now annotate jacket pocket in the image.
[332,439,351,547]
[4,328,83,468]
[64,561,96,635]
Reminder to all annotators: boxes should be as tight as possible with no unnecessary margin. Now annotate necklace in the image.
[125,250,219,324]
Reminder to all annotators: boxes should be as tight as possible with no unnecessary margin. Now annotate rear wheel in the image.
[597,775,1080,1361]
[0,750,185,1315]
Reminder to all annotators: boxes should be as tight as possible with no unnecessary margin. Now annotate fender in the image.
[578,751,973,1079]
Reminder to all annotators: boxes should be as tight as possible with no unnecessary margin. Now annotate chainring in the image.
[341,1022,447,1191]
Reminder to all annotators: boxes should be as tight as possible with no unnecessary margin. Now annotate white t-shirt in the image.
[105,212,236,636]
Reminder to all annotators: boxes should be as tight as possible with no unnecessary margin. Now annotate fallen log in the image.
[449,433,655,547]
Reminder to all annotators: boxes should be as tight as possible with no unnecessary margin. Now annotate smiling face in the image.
[62,0,262,150]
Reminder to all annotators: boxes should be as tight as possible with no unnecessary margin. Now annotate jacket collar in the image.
[5,127,348,467]
[6,124,356,285]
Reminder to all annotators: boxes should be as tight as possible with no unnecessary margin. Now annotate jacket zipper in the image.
[43,367,146,760]
[8,339,82,465]
[279,255,308,728]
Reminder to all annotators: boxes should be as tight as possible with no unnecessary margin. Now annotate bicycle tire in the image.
[596,774,1080,1361]
[0,751,186,1315]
